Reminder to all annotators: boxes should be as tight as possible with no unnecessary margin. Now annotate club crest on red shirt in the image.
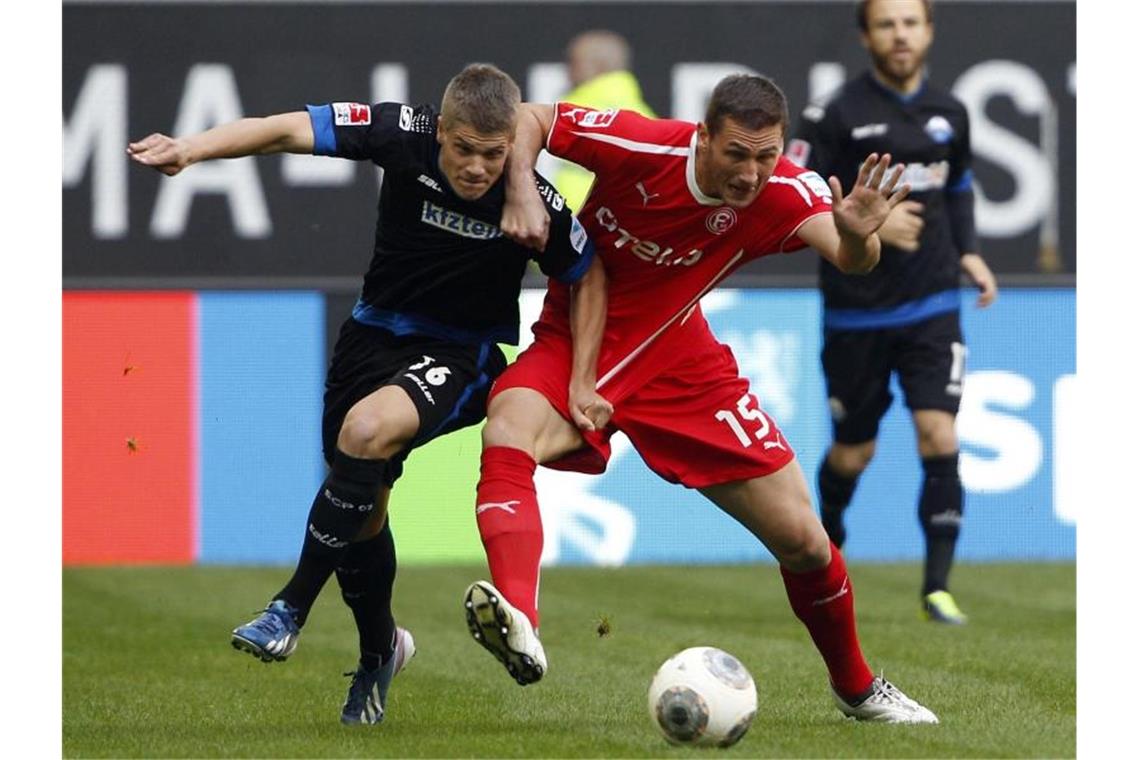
[706,207,738,235]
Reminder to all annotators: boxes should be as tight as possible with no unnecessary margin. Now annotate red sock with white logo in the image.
[780,542,874,700]
[475,446,544,629]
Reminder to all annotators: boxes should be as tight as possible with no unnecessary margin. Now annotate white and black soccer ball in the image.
[647,646,757,748]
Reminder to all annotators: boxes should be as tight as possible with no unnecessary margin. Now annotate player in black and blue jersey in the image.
[128,64,608,724]
[786,0,997,625]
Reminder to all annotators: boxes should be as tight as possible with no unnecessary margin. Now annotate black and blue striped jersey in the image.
[788,73,976,323]
[306,101,594,345]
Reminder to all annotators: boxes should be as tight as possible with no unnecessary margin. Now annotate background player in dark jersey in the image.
[786,0,998,625]
[128,63,607,725]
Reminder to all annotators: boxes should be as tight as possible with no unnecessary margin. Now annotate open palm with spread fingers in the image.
[829,153,910,241]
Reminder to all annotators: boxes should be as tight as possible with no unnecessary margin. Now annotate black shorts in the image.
[323,318,508,486]
[821,311,965,444]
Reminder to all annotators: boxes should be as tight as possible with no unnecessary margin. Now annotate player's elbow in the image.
[582,254,607,289]
[519,103,555,137]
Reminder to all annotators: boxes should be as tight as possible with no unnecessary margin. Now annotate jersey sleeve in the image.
[945,104,974,195]
[768,159,835,254]
[786,101,844,178]
[532,173,595,284]
[546,102,683,174]
[945,102,980,254]
[305,101,423,168]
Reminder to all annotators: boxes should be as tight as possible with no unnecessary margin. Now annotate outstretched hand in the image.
[829,153,910,241]
[127,133,192,176]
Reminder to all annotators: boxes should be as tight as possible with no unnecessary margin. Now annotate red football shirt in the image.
[535,104,833,389]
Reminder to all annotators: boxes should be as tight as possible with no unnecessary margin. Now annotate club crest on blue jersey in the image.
[570,216,589,253]
[924,115,955,144]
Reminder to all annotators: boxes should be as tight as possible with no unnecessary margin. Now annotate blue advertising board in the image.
[178,288,1073,565]
[529,288,1075,565]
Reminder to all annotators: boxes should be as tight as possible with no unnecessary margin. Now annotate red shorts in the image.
[489,324,795,489]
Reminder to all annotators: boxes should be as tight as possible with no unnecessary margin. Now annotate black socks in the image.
[335,521,398,670]
[918,453,963,595]
[817,458,859,548]
[275,449,386,625]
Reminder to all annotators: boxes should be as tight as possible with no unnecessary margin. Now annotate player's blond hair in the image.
[440,64,521,136]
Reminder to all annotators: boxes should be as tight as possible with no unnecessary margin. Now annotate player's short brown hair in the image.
[704,74,788,137]
[857,0,934,31]
[440,63,521,135]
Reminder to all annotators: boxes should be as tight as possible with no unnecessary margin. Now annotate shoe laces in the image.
[871,676,916,708]
[343,668,378,709]
[249,604,295,636]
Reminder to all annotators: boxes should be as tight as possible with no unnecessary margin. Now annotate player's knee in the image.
[338,407,412,460]
[828,441,875,476]
[768,491,833,571]
[916,422,957,458]
[781,522,833,572]
[481,407,539,452]
[480,412,512,448]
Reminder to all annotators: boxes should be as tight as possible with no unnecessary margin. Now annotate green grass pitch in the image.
[63,562,1074,758]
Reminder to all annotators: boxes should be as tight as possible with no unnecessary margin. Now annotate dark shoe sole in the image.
[464,585,543,685]
[230,633,293,662]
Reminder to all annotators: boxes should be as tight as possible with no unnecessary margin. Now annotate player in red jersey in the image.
[462,74,937,723]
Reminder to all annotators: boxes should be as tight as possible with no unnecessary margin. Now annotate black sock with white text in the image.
[919,453,963,596]
[275,449,386,625]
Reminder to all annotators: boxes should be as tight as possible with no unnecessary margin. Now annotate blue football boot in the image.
[231,599,301,662]
[340,627,416,725]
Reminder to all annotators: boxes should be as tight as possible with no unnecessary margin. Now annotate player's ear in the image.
[435,115,445,146]
[697,123,710,150]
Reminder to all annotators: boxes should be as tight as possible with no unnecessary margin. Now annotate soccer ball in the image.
[647,646,757,747]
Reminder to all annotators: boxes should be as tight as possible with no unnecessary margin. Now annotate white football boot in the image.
[832,676,940,723]
[463,580,547,685]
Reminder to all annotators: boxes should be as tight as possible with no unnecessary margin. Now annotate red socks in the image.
[475,446,544,629]
[780,542,874,699]
[475,448,872,699]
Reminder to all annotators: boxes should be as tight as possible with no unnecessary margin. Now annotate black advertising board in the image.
[63,1,1075,287]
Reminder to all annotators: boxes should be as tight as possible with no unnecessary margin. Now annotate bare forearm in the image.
[569,258,607,389]
[502,104,556,249]
[508,105,552,189]
[184,113,313,164]
[834,231,881,274]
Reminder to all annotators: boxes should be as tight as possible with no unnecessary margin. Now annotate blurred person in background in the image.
[128,63,606,726]
[786,0,997,625]
[554,29,657,211]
